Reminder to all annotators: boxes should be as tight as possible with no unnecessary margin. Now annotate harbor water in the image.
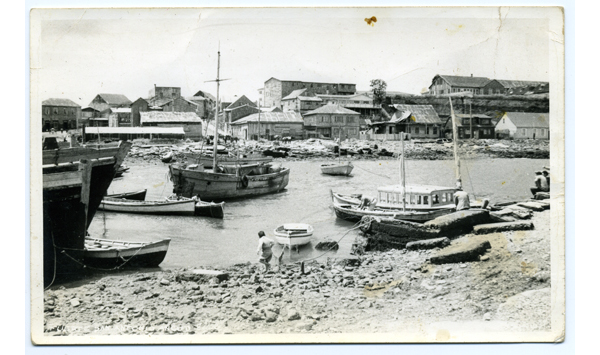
[88,158,549,270]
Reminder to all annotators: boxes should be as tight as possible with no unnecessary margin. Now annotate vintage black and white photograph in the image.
[30,6,565,344]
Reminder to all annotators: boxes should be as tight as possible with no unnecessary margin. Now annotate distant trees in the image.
[370,79,387,105]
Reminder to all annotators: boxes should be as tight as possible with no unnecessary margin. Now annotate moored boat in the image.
[98,196,196,215]
[83,237,171,268]
[106,189,147,201]
[321,161,354,176]
[332,203,455,223]
[273,223,314,247]
[165,194,225,219]
[184,153,273,168]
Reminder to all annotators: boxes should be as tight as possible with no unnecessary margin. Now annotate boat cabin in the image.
[376,185,457,210]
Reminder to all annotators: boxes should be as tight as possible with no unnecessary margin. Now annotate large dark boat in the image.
[42,141,131,286]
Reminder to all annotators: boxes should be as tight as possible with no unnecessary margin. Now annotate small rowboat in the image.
[321,161,354,176]
[106,189,147,201]
[98,197,196,215]
[166,194,225,219]
[273,223,314,247]
[83,237,171,268]
[330,191,362,205]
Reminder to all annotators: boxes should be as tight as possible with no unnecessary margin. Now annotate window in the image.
[423,196,429,205]
[335,116,344,123]
[63,108,67,114]
[414,127,420,134]
[347,117,355,124]
[45,108,49,115]
[71,108,75,114]
[426,126,430,134]
[53,108,58,114]
[441,193,447,203]
[433,127,438,135]
[417,195,422,204]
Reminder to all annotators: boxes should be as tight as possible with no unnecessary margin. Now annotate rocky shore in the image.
[121,138,549,165]
[43,209,551,336]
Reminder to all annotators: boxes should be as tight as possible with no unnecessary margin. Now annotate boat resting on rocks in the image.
[169,162,290,201]
[106,189,147,201]
[165,194,225,219]
[83,237,171,268]
[273,223,314,247]
[333,203,456,223]
[98,196,196,215]
[321,161,354,176]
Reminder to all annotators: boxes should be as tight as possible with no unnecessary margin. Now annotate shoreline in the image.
[43,208,551,336]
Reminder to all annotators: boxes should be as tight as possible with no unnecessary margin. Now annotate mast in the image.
[212,50,221,171]
[449,97,462,189]
[257,102,261,140]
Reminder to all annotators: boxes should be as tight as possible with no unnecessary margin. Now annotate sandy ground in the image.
[43,209,551,337]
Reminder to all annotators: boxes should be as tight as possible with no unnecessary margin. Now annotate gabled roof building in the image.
[495,112,549,139]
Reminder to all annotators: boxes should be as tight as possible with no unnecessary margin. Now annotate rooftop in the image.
[96,93,132,106]
[503,112,549,128]
[140,111,202,123]
[42,98,81,107]
[389,104,443,124]
[303,103,360,116]
[231,112,303,125]
[432,75,491,88]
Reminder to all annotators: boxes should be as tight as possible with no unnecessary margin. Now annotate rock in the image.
[180,269,230,282]
[255,286,264,293]
[484,312,492,321]
[479,255,490,261]
[429,240,492,264]
[517,201,547,211]
[295,321,314,331]
[287,308,301,321]
[315,240,339,251]
[406,237,451,250]
[70,298,81,307]
[473,221,534,234]
[425,210,492,235]
[264,311,278,322]
[160,279,170,286]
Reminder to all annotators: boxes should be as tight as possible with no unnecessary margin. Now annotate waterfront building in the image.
[140,111,203,139]
[281,89,323,114]
[316,93,384,126]
[302,103,361,139]
[263,77,356,108]
[42,98,81,131]
[368,104,443,140]
[482,79,549,95]
[426,74,491,96]
[108,107,133,127]
[446,113,496,139]
[88,93,132,112]
[230,112,304,140]
[495,112,549,139]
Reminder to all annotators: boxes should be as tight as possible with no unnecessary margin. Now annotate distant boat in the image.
[83,237,171,268]
[321,161,354,176]
[273,223,314,247]
[106,189,147,201]
[98,196,196,215]
[165,194,225,219]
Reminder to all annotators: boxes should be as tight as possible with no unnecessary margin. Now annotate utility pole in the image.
[469,101,473,139]
[257,102,261,141]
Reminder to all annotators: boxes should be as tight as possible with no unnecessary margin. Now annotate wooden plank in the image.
[42,170,82,189]
[42,146,121,165]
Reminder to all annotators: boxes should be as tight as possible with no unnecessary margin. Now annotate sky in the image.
[31,7,555,107]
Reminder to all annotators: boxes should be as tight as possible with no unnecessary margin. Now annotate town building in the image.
[368,104,443,140]
[140,111,203,140]
[231,112,304,140]
[495,112,549,139]
[88,93,132,112]
[161,96,201,113]
[263,77,356,108]
[316,93,383,125]
[446,113,496,139]
[302,103,361,139]
[108,108,133,127]
[281,89,323,114]
[130,98,150,127]
[482,80,549,95]
[148,85,181,101]
[42,98,82,131]
[83,127,185,141]
[426,75,491,96]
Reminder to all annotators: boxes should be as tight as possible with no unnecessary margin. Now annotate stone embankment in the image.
[44,207,552,336]
[120,138,549,165]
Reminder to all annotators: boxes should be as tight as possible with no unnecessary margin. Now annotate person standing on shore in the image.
[453,186,470,211]
[256,231,274,273]
[542,170,550,190]
[530,171,549,196]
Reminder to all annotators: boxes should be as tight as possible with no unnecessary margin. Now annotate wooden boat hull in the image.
[184,153,273,168]
[332,203,455,223]
[321,162,354,176]
[169,165,290,201]
[331,191,362,205]
[42,141,132,286]
[195,201,225,218]
[107,189,147,201]
[98,198,196,215]
[83,237,171,268]
[274,223,314,246]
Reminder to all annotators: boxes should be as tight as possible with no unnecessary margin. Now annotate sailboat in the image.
[169,49,290,201]
[320,128,354,176]
[332,98,463,222]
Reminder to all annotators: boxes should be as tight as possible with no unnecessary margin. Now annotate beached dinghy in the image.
[273,223,314,247]
[98,196,196,215]
[83,237,171,268]
[106,189,147,201]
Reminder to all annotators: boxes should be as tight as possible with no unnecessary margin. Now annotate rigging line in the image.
[44,229,58,291]
[298,221,365,263]
[463,159,477,200]
[352,164,394,180]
